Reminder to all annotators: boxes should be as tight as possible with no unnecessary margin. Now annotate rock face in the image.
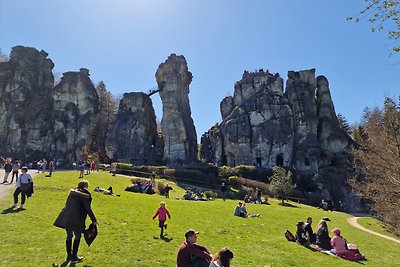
[200,69,356,209]
[0,46,55,160]
[105,92,163,164]
[52,68,99,164]
[0,46,99,164]
[156,54,198,163]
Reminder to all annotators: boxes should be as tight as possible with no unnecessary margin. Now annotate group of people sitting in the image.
[183,188,207,201]
[233,202,260,218]
[125,176,156,194]
[290,217,364,261]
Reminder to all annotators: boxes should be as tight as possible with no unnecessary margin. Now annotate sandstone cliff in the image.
[105,92,163,164]
[156,54,198,163]
[200,69,356,209]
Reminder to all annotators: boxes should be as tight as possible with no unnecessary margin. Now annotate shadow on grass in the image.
[153,235,174,242]
[278,202,298,208]
[1,207,25,214]
[52,261,93,267]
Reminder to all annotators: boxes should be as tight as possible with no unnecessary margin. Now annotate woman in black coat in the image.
[54,180,97,263]
[315,220,332,250]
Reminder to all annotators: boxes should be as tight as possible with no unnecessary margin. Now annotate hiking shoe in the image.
[10,203,17,208]
[164,223,168,229]
[71,256,83,263]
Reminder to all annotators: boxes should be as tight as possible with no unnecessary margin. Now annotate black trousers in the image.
[13,187,26,205]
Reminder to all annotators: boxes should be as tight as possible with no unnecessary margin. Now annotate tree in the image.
[269,166,294,204]
[337,113,352,134]
[349,96,400,231]
[347,0,400,54]
[0,49,9,62]
[88,81,119,162]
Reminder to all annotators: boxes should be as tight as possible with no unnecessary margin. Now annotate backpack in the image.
[284,229,296,242]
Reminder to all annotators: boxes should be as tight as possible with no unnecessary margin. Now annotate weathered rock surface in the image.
[0,46,55,160]
[52,68,99,163]
[200,69,357,209]
[105,92,162,164]
[0,46,99,164]
[156,54,198,163]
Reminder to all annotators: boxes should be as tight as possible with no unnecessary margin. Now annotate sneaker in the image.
[164,223,168,229]
[71,256,83,263]
[18,204,24,209]
[9,203,17,208]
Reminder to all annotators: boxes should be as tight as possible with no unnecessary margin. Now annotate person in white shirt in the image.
[10,166,32,209]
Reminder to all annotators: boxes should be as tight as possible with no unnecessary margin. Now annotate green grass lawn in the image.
[357,217,400,239]
[0,171,399,266]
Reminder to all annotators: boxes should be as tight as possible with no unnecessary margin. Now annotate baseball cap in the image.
[185,229,199,238]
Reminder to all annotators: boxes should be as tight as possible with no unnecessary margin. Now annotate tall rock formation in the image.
[200,69,356,209]
[105,92,162,164]
[0,46,55,160]
[0,46,100,164]
[156,54,198,163]
[52,68,99,163]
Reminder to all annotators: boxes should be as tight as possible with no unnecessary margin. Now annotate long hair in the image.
[213,248,234,267]
[316,220,328,234]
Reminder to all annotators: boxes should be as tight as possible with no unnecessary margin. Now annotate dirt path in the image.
[347,216,400,244]
[0,169,39,203]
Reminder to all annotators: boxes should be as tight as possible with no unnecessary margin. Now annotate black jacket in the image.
[316,228,332,250]
[54,188,96,232]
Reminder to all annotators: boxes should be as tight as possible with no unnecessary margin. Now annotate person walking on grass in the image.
[54,180,98,263]
[152,201,171,237]
[10,166,32,209]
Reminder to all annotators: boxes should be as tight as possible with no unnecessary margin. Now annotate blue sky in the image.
[1,0,399,140]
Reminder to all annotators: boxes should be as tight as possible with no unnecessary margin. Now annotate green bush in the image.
[156,181,166,195]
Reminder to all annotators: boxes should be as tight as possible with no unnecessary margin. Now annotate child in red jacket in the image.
[152,201,171,237]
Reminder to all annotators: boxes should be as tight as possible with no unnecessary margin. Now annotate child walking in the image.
[152,201,171,237]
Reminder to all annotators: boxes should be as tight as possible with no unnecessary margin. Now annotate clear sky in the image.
[1,0,399,140]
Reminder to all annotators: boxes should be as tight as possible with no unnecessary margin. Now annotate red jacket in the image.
[152,207,171,221]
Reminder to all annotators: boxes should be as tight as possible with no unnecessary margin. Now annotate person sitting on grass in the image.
[315,220,332,250]
[304,217,316,244]
[234,202,260,218]
[209,248,234,267]
[330,228,347,256]
[295,221,309,246]
[152,201,171,237]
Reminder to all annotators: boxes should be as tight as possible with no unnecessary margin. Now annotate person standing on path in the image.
[152,201,171,237]
[54,180,98,263]
[2,159,12,184]
[10,160,20,183]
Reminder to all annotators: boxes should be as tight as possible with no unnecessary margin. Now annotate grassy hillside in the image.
[0,171,399,266]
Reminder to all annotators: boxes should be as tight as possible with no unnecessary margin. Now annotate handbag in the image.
[84,223,98,246]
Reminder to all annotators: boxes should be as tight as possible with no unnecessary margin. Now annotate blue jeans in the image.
[66,229,82,241]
